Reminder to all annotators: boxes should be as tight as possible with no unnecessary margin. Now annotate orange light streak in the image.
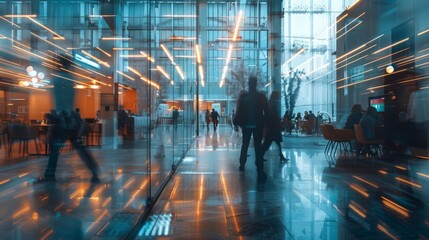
[140,77,160,89]
[199,175,204,200]
[161,44,175,64]
[381,196,409,218]
[101,37,131,40]
[102,197,112,207]
[394,165,407,171]
[337,68,408,89]
[0,16,20,28]
[377,224,399,240]
[96,47,111,57]
[40,229,54,240]
[0,179,10,185]
[348,203,367,218]
[86,210,108,232]
[232,11,243,41]
[417,172,429,178]
[195,44,202,64]
[81,50,110,67]
[4,14,37,17]
[418,28,429,36]
[336,44,367,62]
[156,65,170,79]
[373,38,409,55]
[284,48,305,66]
[30,32,68,52]
[26,17,64,39]
[395,177,422,188]
[176,65,186,80]
[127,66,142,77]
[60,68,108,85]
[352,176,379,188]
[347,0,361,10]
[12,46,60,65]
[337,21,363,40]
[198,65,204,81]
[12,206,30,218]
[350,183,369,197]
[336,12,365,34]
[50,73,90,87]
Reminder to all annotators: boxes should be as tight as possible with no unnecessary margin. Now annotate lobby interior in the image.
[0,0,429,239]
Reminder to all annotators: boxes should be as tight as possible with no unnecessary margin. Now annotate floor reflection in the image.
[139,127,429,240]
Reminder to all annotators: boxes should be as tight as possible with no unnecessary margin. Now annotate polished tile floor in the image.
[0,125,429,239]
[136,128,429,240]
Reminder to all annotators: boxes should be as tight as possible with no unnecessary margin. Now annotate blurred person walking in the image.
[35,55,100,183]
[210,108,220,131]
[233,76,268,191]
[261,91,288,162]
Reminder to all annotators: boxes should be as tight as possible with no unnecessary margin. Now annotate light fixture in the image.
[386,65,394,74]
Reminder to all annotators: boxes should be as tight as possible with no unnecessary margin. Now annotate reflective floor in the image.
[137,127,429,240]
[1,125,429,239]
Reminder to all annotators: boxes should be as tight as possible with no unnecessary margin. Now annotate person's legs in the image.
[253,127,266,187]
[72,139,100,181]
[261,134,273,157]
[44,139,62,180]
[275,140,288,161]
[239,128,252,170]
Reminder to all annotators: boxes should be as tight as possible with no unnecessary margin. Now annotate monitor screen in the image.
[369,96,385,112]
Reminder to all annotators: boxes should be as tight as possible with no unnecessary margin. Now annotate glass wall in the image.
[0,0,269,238]
[282,0,355,119]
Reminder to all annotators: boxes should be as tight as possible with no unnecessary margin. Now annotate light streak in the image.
[373,38,409,55]
[116,70,135,81]
[26,17,64,39]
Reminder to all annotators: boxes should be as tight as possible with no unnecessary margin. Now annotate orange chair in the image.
[354,124,383,158]
[324,124,355,155]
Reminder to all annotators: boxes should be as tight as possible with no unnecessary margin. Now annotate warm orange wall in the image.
[75,89,100,118]
[29,90,53,120]
[121,89,137,114]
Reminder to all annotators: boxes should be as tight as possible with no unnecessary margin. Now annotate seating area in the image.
[320,124,355,155]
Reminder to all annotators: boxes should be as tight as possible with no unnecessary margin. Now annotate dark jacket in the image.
[234,91,268,128]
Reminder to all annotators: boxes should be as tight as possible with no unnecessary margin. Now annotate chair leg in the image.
[8,139,13,155]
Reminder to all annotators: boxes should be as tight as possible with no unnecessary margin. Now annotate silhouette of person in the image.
[172,108,179,129]
[359,106,382,141]
[210,108,220,131]
[35,55,100,183]
[407,80,429,152]
[205,109,211,131]
[118,105,128,136]
[235,76,268,191]
[261,91,288,162]
[344,104,363,130]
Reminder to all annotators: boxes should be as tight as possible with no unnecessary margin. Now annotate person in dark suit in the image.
[210,108,220,131]
[234,76,268,191]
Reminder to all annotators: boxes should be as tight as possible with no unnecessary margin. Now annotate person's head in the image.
[366,106,378,117]
[212,108,215,112]
[351,104,362,114]
[248,76,257,91]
